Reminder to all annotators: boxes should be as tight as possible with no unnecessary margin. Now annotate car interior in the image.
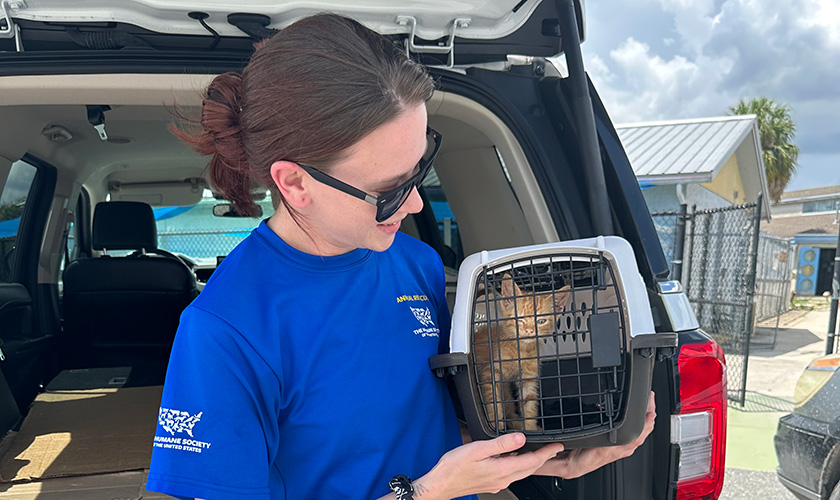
[0,72,563,494]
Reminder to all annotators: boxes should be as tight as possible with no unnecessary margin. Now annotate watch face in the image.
[389,475,413,500]
[803,249,816,262]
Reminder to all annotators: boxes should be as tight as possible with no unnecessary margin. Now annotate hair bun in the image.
[202,72,244,142]
[200,72,249,178]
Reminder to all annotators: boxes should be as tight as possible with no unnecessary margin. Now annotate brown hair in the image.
[173,13,435,218]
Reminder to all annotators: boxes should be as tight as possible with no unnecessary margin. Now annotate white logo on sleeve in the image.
[159,408,202,437]
[409,307,440,338]
[154,407,212,453]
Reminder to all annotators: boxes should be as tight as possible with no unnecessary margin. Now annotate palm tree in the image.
[729,97,800,204]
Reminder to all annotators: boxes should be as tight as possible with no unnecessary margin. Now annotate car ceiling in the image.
[0,74,212,189]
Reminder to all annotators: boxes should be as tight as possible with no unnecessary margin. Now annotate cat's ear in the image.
[500,274,516,306]
[554,285,572,311]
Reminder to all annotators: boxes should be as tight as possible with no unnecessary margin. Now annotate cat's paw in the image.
[523,421,542,432]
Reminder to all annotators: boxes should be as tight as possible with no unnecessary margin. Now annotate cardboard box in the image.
[0,385,163,483]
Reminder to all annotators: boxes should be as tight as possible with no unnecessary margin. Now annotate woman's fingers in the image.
[534,391,658,478]
[431,392,659,496]
[431,436,567,496]
[470,432,527,457]
[477,441,568,491]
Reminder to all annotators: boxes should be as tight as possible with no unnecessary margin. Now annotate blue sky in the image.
[579,0,839,192]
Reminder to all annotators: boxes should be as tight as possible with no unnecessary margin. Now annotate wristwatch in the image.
[389,474,414,500]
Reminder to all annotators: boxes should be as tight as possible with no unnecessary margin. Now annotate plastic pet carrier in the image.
[430,236,676,449]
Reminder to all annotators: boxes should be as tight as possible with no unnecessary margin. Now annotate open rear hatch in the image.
[1,0,584,72]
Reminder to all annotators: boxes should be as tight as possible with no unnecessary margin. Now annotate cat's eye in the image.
[537,318,548,325]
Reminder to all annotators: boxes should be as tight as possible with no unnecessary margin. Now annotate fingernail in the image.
[513,433,526,445]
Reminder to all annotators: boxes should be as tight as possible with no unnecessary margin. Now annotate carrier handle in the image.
[429,352,468,379]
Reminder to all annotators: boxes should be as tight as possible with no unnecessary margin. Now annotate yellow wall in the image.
[701,153,746,204]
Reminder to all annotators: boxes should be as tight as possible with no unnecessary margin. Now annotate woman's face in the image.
[296,104,429,255]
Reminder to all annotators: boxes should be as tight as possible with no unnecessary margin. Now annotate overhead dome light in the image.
[42,125,73,143]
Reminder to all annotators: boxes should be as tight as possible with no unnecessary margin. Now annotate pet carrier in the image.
[430,236,676,449]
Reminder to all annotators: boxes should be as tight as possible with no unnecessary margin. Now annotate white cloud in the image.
[586,37,734,122]
[799,0,840,45]
[584,54,614,84]
[585,0,838,117]
[582,0,840,188]
[657,0,720,53]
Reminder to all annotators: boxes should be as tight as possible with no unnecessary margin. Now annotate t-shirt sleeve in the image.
[146,305,280,500]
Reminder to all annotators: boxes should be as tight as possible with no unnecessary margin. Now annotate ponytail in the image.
[171,72,260,217]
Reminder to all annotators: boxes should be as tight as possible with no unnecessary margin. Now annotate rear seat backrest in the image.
[61,201,198,372]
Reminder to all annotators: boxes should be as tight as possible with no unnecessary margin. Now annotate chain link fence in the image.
[651,197,793,406]
[157,229,253,260]
[753,234,795,347]
[686,203,760,406]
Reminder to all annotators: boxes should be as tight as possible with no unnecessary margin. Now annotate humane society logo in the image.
[159,408,202,437]
[396,294,439,338]
[410,307,434,327]
[153,407,212,454]
[409,306,439,338]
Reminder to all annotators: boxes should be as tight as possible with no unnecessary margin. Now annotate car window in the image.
[58,196,83,285]
[153,190,275,266]
[0,160,38,283]
[423,167,463,269]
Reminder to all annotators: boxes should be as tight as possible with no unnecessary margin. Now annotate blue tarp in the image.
[429,201,454,222]
[0,217,20,239]
[153,206,196,221]
[1,206,194,240]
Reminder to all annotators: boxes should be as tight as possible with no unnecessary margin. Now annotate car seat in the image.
[62,201,198,375]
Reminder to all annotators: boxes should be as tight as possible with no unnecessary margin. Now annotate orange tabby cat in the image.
[473,274,571,431]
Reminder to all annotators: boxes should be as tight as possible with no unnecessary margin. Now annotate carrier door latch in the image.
[396,16,471,68]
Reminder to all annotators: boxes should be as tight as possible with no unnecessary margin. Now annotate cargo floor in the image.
[0,368,170,498]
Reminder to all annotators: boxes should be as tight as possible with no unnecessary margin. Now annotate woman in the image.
[146,13,655,500]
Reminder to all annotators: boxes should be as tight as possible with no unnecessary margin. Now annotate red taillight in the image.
[674,339,727,500]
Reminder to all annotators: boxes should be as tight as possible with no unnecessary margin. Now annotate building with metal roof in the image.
[764,185,840,296]
[615,115,771,218]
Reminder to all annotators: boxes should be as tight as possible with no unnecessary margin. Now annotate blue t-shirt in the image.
[146,222,470,500]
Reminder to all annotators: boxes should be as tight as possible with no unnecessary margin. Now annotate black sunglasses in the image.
[298,127,442,223]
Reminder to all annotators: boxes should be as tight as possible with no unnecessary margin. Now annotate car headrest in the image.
[92,201,157,251]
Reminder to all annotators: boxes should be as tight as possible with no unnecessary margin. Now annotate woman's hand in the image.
[395,391,656,500]
[412,433,565,499]
[534,391,657,479]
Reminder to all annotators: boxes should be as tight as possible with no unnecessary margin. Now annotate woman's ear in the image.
[270,161,311,209]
